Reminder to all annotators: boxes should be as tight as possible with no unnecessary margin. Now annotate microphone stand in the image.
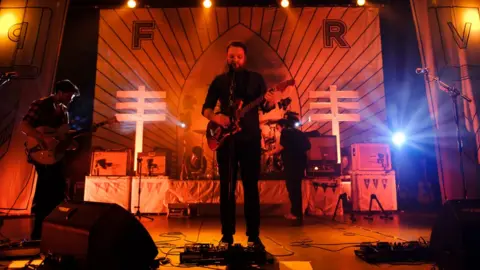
[135,157,153,221]
[227,69,236,235]
[422,71,472,200]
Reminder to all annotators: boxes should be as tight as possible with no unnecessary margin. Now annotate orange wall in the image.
[0,0,69,214]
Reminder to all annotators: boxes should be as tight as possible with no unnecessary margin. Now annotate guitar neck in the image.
[238,90,270,118]
[69,120,109,137]
[236,79,294,119]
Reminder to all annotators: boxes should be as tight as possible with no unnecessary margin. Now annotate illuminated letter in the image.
[447,22,472,49]
[324,20,349,48]
[8,22,28,49]
[132,21,154,50]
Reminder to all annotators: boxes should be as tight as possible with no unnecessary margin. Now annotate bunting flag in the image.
[373,178,378,189]
[364,178,370,189]
[382,178,388,189]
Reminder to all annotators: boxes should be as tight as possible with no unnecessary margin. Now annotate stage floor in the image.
[0,212,437,269]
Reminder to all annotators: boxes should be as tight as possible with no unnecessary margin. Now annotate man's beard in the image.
[228,62,245,72]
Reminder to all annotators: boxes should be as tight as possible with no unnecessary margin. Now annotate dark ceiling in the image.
[69,0,392,8]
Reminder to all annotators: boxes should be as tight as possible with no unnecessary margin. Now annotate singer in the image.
[202,41,275,249]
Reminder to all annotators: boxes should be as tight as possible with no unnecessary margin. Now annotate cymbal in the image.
[193,129,207,135]
[260,119,280,125]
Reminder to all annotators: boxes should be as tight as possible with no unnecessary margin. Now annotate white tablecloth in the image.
[84,176,350,216]
[131,176,170,213]
[84,176,131,210]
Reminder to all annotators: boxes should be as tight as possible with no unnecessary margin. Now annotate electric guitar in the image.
[206,79,295,151]
[25,117,118,165]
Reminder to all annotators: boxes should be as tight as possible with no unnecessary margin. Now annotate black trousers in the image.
[31,161,66,240]
[284,159,305,219]
[216,136,261,237]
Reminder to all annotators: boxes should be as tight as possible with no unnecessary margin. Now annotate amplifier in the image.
[90,150,132,176]
[168,203,196,218]
[306,161,340,177]
[138,151,169,176]
[350,143,392,171]
[307,136,337,162]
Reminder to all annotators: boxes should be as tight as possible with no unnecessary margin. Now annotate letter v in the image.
[447,21,472,49]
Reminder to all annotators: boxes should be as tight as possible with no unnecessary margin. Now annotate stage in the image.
[0,212,436,269]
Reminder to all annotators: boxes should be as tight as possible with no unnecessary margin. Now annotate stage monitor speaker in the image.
[430,199,480,270]
[41,201,158,270]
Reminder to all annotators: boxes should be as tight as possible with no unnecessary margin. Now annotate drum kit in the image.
[260,119,284,174]
[181,129,219,180]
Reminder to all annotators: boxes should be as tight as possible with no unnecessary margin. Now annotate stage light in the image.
[180,122,186,128]
[357,0,366,6]
[294,122,301,128]
[281,0,289,8]
[464,9,480,31]
[392,132,406,146]
[127,0,136,8]
[203,0,212,8]
[0,13,16,35]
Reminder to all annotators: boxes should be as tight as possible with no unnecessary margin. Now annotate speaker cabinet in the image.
[430,199,480,270]
[41,202,158,270]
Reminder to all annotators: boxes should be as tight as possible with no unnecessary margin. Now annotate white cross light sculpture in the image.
[309,85,361,163]
[115,86,166,172]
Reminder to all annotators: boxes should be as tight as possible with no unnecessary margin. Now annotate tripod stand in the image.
[421,70,472,200]
[135,157,153,221]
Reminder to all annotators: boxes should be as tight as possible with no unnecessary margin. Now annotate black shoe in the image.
[291,218,304,227]
[247,236,265,250]
[220,235,234,246]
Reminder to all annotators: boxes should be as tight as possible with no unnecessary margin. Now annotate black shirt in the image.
[202,70,273,140]
[280,128,311,164]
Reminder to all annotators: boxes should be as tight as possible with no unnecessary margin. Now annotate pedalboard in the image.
[180,243,269,266]
[354,241,432,264]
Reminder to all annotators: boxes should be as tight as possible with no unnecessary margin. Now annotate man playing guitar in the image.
[202,41,275,249]
[20,79,80,240]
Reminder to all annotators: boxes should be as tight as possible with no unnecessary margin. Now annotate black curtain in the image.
[55,7,99,200]
[379,0,442,210]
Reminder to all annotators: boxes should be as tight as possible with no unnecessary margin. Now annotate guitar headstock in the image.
[274,79,296,93]
[93,116,119,131]
[106,116,119,125]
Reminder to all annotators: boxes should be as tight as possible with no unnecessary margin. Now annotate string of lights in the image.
[119,0,370,9]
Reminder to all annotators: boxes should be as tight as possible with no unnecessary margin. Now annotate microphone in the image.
[415,67,429,74]
[228,63,236,72]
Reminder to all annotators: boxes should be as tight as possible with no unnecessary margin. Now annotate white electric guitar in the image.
[25,117,117,165]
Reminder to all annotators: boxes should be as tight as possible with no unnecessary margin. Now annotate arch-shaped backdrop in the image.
[95,7,385,178]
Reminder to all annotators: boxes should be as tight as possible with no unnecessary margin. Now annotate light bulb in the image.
[203,0,212,8]
[127,0,136,8]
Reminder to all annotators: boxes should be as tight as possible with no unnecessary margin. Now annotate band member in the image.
[268,117,311,225]
[202,41,275,248]
[183,146,207,179]
[20,79,80,240]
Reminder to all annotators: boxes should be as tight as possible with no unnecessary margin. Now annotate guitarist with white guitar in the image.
[202,41,279,250]
[19,79,81,240]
